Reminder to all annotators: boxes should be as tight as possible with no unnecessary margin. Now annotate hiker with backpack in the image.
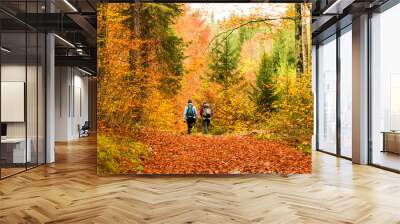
[200,102,212,134]
[183,99,197,134]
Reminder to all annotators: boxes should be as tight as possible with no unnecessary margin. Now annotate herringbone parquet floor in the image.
[1,136,400,224]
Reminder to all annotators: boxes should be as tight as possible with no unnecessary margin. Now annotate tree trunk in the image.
[129,2,140,70]
[302,4,312,75]
[295,4,303,78]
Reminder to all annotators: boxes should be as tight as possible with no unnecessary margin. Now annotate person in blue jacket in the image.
[183,99,197,134]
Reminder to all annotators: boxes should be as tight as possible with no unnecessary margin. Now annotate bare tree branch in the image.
[205,17,295,53]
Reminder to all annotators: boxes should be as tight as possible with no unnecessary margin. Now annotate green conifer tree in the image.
[256,53,277,111]
[208,36,241,89]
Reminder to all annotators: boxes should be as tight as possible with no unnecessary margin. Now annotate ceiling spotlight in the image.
[54,34,75,48]
[63,0,78,12]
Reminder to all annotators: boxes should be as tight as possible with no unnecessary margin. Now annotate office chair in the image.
[79,121,90,138]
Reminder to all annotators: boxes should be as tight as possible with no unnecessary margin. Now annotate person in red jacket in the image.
[199,102,212,134]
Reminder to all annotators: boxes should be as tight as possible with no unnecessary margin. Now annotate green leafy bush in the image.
[97,134,151,174]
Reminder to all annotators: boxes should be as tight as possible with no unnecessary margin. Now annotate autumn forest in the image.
[97,3,313,175]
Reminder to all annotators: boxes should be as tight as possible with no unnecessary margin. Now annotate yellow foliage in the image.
[195,80,258,134]
[267,71,313,147]
[142,91,177,131]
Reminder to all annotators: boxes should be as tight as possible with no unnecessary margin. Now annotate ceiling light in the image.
[322,0,355,15]
[323,0,342,15]
[78,67,93,76]
[54,34,75,48]
[76,48,86,56]
[63,0,78,12]
[1,47,11,53]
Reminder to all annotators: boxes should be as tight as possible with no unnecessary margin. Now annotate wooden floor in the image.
[1,136,400,224]
[0,167,26,178]
[372,150,400,171]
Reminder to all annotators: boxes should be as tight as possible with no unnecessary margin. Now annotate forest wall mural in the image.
[97,3,313,175]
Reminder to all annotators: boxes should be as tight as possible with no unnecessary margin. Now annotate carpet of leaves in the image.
[138,129,311,175]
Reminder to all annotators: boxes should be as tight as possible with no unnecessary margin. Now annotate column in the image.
[46,0,55,163]
[352,14,369,164]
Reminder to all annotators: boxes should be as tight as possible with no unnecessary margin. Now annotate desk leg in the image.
[382,133,386,153]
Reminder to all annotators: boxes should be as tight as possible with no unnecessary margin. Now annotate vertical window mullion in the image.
[367,11,373,165]
[25,0,28,171]
[316,45,320,151]
[44,0,48,164]
[336,28,341,157]
[36,0,39,167]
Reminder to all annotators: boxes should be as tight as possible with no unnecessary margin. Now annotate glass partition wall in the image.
[0,2,46,179]
[0,31,27,177]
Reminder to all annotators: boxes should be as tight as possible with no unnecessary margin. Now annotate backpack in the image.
[186,104,195,118]
[202,104,212,118]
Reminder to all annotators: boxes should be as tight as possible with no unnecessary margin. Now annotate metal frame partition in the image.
[338,23,353,160]
[0,0,48,180]
[314,17,353,161]
[336,27,342,159]
[367,10,372,166]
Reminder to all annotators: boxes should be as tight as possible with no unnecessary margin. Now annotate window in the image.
[370,3,400,171]
[339,26,352,158]
[317,35,337,154]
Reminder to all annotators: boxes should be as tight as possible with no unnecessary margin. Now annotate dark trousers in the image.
[186,117,196,134]
[202,118,210,134]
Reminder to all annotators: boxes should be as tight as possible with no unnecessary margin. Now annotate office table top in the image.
[1,138,30,143]
[381,131,400,134]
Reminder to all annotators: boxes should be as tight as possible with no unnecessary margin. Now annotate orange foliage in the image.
[138,128,311,175]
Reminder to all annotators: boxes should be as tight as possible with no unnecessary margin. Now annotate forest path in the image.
[139,129,311,175]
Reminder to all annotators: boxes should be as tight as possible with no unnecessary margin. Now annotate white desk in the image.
[1,138,32,163]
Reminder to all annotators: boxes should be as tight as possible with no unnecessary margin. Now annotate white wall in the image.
[1,64,26,139]
[1,63,46,164]
[55,67,89,141]
[55,66,70,141]
[72,72,89,137]
[1,64,41,138]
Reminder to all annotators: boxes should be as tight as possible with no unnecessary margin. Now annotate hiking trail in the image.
[139,129,311,175]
